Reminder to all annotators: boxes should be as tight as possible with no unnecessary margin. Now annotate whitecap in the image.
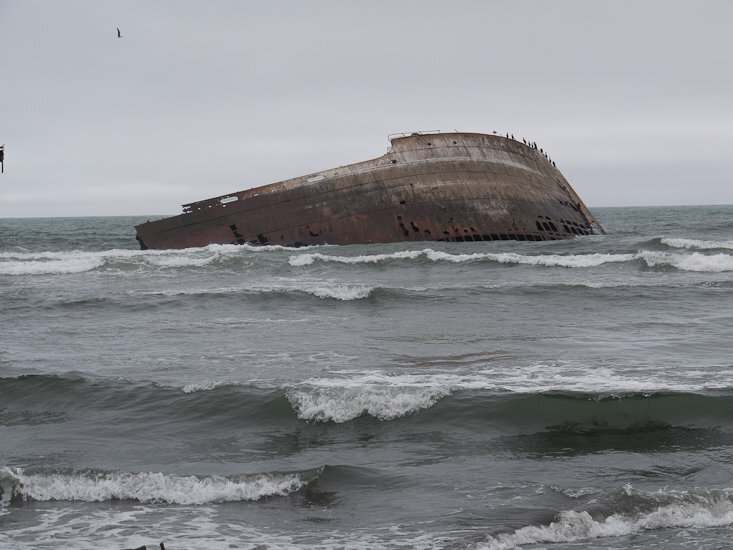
[0,256,106,275]
[182,380,229,393]
[300,284,374,300]
[0,244,261,276]
[662,237,733,250]
[2,467,304,505]
[288,247,643,269]
[483,251,635,268]
[288,250,423,266]
[283,366,731,409]
[640,251,733,272]
[480,489,733,549]
[287,379,451,423]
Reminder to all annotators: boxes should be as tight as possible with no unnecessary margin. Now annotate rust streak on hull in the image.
[135,132,605,250]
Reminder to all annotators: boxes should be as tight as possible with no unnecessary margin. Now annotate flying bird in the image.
[117,27,122,38]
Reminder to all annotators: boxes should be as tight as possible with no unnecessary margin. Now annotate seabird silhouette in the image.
[117,27,122,38]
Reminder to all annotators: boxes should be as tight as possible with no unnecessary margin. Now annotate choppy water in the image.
[1,205,732,549]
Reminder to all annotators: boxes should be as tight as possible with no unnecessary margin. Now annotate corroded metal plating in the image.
[135,132,605,250]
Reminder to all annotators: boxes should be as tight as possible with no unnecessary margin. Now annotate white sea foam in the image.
[283,366,672,423]
[290,248,636,269]
[300,284,374,300]
[470,363,729,394]
[287,375,452,422]
[288,247,733,273]
[182,380,230,393]
[0,256,106,275]
[1,467,304,505]
[0,502,443,550]
[288,250,423,266]
[480,489,733,549]
[0,248,165,275]
[281,365,732,423]
[0,243,261,275]
[662,237,733,250]
[640,250,733,272]
[4,243,730,276]
[486,251,634,268]
[143,253,219,268]
[139,282,375,301]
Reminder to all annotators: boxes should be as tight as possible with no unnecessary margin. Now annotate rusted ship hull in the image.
[135,132,605,250]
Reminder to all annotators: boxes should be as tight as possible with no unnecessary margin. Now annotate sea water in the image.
[0,205,732,549]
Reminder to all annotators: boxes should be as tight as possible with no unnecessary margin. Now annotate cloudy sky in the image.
[1,0,731,217]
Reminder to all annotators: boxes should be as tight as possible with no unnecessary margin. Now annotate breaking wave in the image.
[288,248,733,272]
[138,282,376,301]
[288,249,636,268]
[0,252,108,275]
[286,382,451,423]
[3,241,731,276]
[661,237,733,250]
[289,250,425,266]
[0,467,310,505]
[0,248,205,275]
[639,250,733,272]
[298,284,374,300]
[4,370,733,428]
[481,486,733,549]
[0,243,288,276]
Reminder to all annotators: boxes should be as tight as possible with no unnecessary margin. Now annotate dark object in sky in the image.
[135,132,606,250]
[0,144,4,173]
[117,27,122,38]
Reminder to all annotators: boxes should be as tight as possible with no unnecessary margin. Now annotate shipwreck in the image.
[134,131,605,250]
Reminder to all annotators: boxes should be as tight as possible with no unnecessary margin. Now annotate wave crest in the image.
[0,243,280,276]
[286,381,451,423]
[640,250,733,272]
[300,284,374,300]
[288,248,635,268]
[4,242,730,276]
[288,247,732,272]
[662,237,733,250]
[481,487,733,549]
[0,467,306,505]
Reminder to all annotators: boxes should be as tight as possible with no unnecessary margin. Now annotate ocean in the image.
[1,205,732,549]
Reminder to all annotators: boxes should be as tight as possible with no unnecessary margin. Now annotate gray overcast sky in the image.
[1,0,731,217]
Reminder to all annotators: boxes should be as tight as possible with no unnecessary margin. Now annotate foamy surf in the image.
[181,380,232,393]
[0,243,278,275]
[288,248,636,268]
[288,249,424,266]
[137,282,376,301]
[281,366,733,423]
[0,252,107,275]
[640,250,733,272]
[300,284,374,300]
[282,368,722,424]
[286,377,452,422]
[662,237,733,250]
[480,486,733,549]
[4,242,730,276]
[0,467,306,505]
[0,248,194,275]
[288,248,733,272]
